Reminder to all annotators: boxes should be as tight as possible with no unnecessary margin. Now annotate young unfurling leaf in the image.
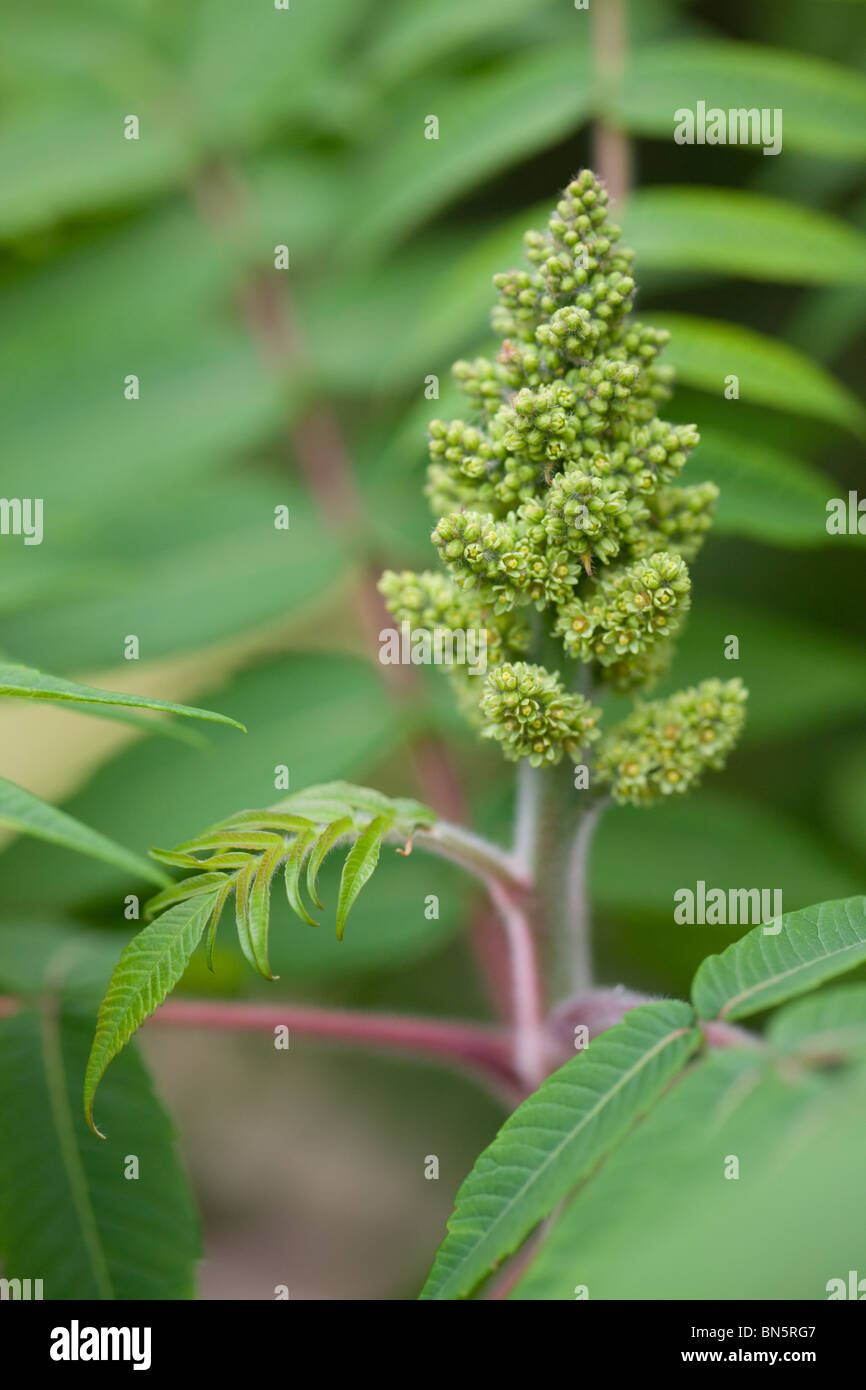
[337,815,391,941]
[85,784,438,1129]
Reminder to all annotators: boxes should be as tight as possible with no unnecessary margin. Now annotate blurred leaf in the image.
[178,0,366,146]
[653,313,866,434]
[362,0,557,79]
[594,794,860,925]
[0,654,403,910]
[787,282,866,363]
[692,895,866,1021]
[617,41,866,158]
[84,889,221,1133]
[0,776,168,887]
[623,187,866,284]
[0,480,340,670]
[696,428,836,547]
[345,45,593,258]
[421,1001,700,1300]
[0,921,128,1004]
[0,660,245,728]
[0,103,198,241]
[767,984,866,1061]
[512,1047,866,1299]
[824,740,866,860]
[0,1007,199,1298]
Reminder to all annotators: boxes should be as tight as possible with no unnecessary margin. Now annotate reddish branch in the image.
[591,0,631,204]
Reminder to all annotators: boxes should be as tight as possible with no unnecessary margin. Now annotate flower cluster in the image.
[554,552,691,666]
[480,662,600,767]
[379,170,747,782]
[596,679,748,805]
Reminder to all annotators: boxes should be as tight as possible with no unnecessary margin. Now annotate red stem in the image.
[148,998,521,1095]
[592,0,631,204]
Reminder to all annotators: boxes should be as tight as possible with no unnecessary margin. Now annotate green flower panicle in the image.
[378,169,747,791]
[596,678,748,805]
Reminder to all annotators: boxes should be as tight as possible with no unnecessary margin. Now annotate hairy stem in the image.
[411,820,532,895]
[484,877,546,1091]
[547,987,763,1057]
[563,797,610,996]
[513,760,542,875]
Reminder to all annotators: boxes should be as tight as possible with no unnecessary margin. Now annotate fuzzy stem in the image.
[547,987,764,1056]
[563,797,610,996]
[513,759,542,875]
[484,877,546,1090]
[412,820,532,895]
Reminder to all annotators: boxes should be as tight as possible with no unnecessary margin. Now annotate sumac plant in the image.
[83,174,866,1300]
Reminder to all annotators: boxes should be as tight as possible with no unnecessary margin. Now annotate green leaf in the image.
[692,895,866,1021]
[0,660,245,729]
[204,877,234,973]
[275,780,436,830]
[233,857,260,977]
[144,872,230,918]
[154,830,286,862]
[336,814,390,941]
[306,815,353,910]
[420,1001,701,1300]
[512,1047,866,1299]
[0,776,168,887]
[84,889,221,1134]
[768,984,866,1063]
[653,313,866,434]
[618,41,866,158]
[247,844,283,979]
[623,187,866,284]
[0,1009,199,1299]
[284,829,319,928]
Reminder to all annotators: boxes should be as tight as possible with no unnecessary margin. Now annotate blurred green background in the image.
[0,0,864,1297]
